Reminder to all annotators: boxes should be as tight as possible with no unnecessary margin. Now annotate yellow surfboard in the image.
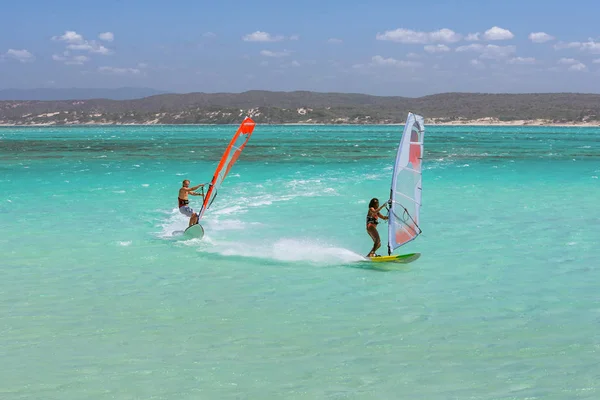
[366,253,420,263]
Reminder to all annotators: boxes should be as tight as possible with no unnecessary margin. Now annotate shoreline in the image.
[1,121,599,128]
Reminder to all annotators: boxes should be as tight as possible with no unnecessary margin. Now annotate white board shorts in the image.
[179,205,196,218]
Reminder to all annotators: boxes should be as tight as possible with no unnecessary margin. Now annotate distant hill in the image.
[1,90,599,125]
[0,87,170,101]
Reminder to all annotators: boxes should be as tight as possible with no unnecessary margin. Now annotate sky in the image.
[1,0,600,96]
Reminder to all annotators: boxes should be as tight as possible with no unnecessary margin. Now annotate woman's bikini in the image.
[366,210,378,227]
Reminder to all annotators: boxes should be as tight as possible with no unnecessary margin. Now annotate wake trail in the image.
[154,209,365,265]
[153,173,374,264]
[194,237,365,265]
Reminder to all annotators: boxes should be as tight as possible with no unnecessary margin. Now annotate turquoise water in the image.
[1,125,599,399]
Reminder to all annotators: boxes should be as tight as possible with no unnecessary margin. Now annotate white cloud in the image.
[327,38,343,44]
[370,55,421,67]
[558,57,579,65]
[352,56,420,70]
[260,50,291,58]
[289,35,300,41]
[529,32,554,43]
[52,52,89,65]
[67,55,89,65]
[242,31,284,42]
[98,32,114,42]
[554,42,579,50]
[481,45,516,59]
[555,58,588,71]
[202,32,216,38]
[3,49,35,62]
[593,59,600,63]
[424,44,450,53]
[483,26,514,41]
[554,39,600,54]
[52,31,84,44]
[428,29,462,43]
[406,52,420,59]
[98,66,141,75]
[52,30,112,55]
[376,28,461,44]
[137,62,148,68]
[508,57,536,64]
[466,33,480,41]
[290,60,301,67]
[470,59,485,69]
[67,43,111,54]
[456,44,516,59]
[457,44,483,52]
[569,63,587,72]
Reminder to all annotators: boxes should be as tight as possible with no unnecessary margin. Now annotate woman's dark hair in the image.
[369,198,379,208]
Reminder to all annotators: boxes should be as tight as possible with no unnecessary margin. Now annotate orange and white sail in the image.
[387,112,425,254]
[197,117,256,221]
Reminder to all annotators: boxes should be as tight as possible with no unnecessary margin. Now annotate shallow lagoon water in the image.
[1,125,599,399]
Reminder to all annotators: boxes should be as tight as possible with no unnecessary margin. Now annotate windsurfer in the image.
[178,180,204,226]
[366,198,390,257]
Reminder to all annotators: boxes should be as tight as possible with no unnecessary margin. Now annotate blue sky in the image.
[1,0,600,96]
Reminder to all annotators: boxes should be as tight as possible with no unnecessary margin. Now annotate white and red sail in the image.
[387,112,425,254]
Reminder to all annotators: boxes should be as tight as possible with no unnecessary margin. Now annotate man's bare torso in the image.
[178,187,189,200]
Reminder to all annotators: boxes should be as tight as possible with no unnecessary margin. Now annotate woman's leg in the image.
[366,225,381,256]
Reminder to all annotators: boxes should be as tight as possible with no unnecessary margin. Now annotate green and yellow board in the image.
[366,253,420,263]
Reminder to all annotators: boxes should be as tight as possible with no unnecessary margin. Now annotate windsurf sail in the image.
[387,112,425,255]
[197,117,256,221]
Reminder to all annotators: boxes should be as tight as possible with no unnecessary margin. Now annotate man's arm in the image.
[182,184,205,193]
[190,191,204,196]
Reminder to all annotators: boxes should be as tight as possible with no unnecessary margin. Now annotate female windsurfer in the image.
[366,198,389,257]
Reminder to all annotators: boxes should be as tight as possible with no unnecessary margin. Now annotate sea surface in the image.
[1,124,599,399]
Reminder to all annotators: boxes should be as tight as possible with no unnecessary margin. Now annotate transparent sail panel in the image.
[388,113,425,253]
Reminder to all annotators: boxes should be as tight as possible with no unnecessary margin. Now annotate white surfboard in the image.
[184,224,204,239]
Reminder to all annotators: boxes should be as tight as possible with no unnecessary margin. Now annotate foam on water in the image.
[194,236,364,265]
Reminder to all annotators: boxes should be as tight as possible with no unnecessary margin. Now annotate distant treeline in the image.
[1,91,599,125]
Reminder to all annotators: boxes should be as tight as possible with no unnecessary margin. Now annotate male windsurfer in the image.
[178,180,205,227]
